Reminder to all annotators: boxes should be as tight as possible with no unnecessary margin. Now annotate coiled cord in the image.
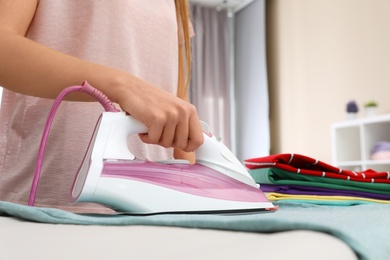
[28,81,119,206]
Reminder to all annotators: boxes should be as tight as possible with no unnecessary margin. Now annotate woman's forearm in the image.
[0,0,204,152]
[0,30,136,103]
[0,30,204,152]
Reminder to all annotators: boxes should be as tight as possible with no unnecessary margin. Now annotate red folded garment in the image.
[245,153,390,184]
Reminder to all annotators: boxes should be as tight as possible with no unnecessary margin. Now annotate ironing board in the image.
[2,201,390,259]
[0,215,356,260]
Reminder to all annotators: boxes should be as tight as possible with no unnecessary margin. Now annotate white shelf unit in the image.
[331,114,390,172]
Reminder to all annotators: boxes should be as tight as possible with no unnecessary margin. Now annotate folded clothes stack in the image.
[244,153,390,206]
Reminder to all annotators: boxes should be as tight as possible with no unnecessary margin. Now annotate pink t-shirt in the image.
[0,0,179,213]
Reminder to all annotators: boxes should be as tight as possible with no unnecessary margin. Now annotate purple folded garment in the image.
[371,141,390,154]
[260,184,390,200]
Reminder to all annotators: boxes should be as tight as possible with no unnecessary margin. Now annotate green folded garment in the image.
[250,168,390,195]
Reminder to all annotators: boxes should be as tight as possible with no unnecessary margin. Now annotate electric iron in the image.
[29,81,276,215]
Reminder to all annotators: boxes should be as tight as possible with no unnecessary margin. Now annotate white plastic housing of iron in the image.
[70,111,275,214]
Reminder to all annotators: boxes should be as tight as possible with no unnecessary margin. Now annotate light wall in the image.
[267,0,390,163]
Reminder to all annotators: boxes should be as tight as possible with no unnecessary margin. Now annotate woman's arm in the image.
[0,0,203,152]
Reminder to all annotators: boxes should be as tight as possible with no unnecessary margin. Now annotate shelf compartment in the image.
[332,114,390,172]
[363,121,390,161]
[336,161,363,172]
[333,125,361,162]
[364,160,390,172]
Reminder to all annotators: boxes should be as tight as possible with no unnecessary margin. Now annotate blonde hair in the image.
[175,0,192,100]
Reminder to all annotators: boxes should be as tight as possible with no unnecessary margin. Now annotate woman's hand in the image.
[113,76,204,153]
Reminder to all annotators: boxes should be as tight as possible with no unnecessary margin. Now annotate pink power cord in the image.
[28,81,119,206]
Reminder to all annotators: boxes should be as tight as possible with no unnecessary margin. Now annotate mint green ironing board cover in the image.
[1,201,389,260]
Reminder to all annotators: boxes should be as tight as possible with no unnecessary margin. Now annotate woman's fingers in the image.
[184,113,204,152]
[139,121,164,145]
[171,120,189,150]
[139,103,204,152]
[157,121,177,148]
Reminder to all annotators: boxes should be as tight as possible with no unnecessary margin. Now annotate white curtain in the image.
[190,6,232,148]
[234,0,270,161]
[190,0,270,161]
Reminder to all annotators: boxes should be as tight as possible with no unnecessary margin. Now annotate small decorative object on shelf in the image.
[364,101,378,117]
[346,100,358,120]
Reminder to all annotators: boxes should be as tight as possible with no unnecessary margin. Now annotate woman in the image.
[0,0,203,213]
